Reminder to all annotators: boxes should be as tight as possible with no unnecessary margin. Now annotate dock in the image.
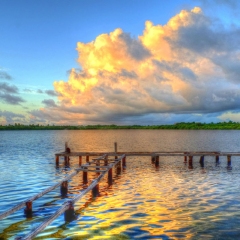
[0,142,239,239]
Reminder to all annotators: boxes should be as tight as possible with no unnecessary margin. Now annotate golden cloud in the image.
[32,7,240,124]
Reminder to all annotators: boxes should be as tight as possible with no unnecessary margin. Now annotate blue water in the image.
[0,130,240,239]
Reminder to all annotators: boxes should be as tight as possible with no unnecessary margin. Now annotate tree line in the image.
[1,121,240,130]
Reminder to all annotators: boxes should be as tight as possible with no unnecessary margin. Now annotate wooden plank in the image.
[81,169,106,173]
[55,151,240,157]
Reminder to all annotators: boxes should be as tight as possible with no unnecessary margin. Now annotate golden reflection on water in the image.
[47,157,199,239]
[2,153,240,239]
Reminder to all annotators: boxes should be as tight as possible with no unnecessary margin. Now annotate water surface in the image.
[0,130,240,239]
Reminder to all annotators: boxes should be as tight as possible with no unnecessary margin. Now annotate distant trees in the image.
[1,121,240,130]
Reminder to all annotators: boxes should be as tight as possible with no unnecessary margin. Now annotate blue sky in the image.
[1,0,240,125]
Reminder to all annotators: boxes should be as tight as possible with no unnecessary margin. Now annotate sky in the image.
[1,0,240,125]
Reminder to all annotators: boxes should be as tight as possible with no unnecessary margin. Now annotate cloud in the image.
[42,99,57,107]
[0,110,25,124]
[37,89,44,94]
[0,70,12,80]
[0,82,25,105]
[45,90,58,96]
[37,89,58,96]
[30,6,240,124]
[0,82,18,94]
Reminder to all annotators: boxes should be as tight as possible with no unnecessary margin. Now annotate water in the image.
[1,130,240,239]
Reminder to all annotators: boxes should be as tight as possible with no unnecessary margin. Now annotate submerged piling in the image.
[199,156,204,168]
[227,155,231,167]
[122,156,126,168]
[55,155,59,166]
[184,152,187,163]
[114,142,118,160]
[61,181,68,196]
[24,201,32,217]
[64,201,75,222]
[108,168,113,185]
[83,169,88,184]
[188,156,193,169]
[151,154,155,164]
[79,156,82,166]
[92,183,100,197]
[155,155,159,167]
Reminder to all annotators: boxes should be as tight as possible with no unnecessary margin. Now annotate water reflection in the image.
[1,130,240,239]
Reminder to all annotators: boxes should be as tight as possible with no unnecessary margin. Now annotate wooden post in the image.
[64,201,75,222]
[79,156,82,166]
[108,168,113,185]
[114,142,117,160]
[86,155,89,163]
[184,152,187,163]
[61,181,68,196]
[151,154,155,164]
[83,169,88,184]
[104,155,108,166]
[227,155,231,167]
[199,155,204,168]
[216,155,220,164]
[122,156,126,168]
[55,155,59,166]
[64,142,68,163]
[92,184,100,197]
[24,201,32,217]
[188,156,193,169]
[96,160,100,174]
[155,155,159,167]
[116,161,121,174]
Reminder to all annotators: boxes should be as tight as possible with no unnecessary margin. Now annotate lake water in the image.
[1,130,240,239]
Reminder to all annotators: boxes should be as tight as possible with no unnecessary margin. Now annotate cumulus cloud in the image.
[0,82,25,105]
[30,7,240,124]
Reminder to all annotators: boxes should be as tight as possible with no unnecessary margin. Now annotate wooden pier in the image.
[1,142,239,239]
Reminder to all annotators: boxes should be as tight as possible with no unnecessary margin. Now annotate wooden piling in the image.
[104,155,108,166]
[188,156,193,169]
[64,201,75,222]
[64,142,68,163]
[227,155,231,166]
[216,155,220,164]
[92,183,100,197]
[122,156,126,168]
[155,155,159,167]
[151,154,155,164]
[55,155,59,166]
[114,142,118,160]
[83,169,88,184]
[108,168,113,185]
[24,201,32,217]
[60,181,68,196]
[96,160,100,173]
[116,161,121,174]
[86,155,89,163]
[184,152,187,162]
[79,156,82,166]
[199,155,204,167]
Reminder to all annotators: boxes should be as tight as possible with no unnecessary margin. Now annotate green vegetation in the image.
[1,121,240,130]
